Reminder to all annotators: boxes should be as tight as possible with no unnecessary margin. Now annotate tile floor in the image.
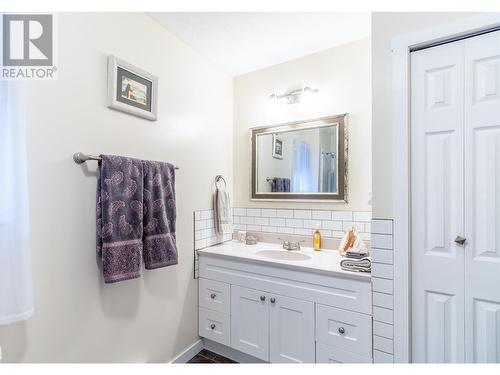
[187,349,237,363]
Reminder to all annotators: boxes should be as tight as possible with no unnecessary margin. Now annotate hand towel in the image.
[271,177,291,192]
[340,258,371,273]
[214,185,231,235]
[142,160,178,269]
[96,155,144,283]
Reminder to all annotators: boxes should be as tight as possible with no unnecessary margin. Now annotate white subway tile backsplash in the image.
[360,232,371,241]
[372,219,393,235]
[332,211,353,221]
[303,220,322,229]
[233,224,247,231]
[373,321,394,340]
[373,350,394,363]
[294,210,312,219]
[261,208,277,218]
[194,211,202,220]
[195,220,207,230]
[286,218,303,228]
[372,249,393,264]
[331,231,344,238]
[294,228,311,236]
[246,208,261,217]
[353,211,372,222]
[374,335,394,355]
[354,222,366,232]
[233,208,246,216]
[232,216,240,224]
[370,218,394,364]
[240,216,255,225]
[276,227,294,234]
[312,210,331,220]
[372,277,394,295]
[322,220,342,230]
[194,239,207,250]
[373,292,394,309]
[373,306,394,324]
[269,218,286,227]
[342,221,355,231]
[247,225,261,232]
[261,226,277,233]
[254,217,269,225]
[372,263,394,280]
[276,209,294,218]
[201,210,213,220]
[371,234,393,249]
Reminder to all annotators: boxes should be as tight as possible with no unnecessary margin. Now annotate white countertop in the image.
[197,240,371,280]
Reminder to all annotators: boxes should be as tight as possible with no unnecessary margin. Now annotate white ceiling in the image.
[148,12,371,76]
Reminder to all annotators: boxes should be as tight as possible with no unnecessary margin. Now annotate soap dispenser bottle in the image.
[313,224,322,251]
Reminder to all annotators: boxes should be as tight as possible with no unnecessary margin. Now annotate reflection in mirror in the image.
[251,114,347,201]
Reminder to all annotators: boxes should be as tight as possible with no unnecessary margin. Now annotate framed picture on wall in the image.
[107,55,158,121]
[272,134,283,159]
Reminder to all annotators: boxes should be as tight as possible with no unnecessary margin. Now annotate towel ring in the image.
[215,175,227,189]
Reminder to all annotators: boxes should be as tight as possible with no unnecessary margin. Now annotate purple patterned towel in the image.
[142,160,178,269]
[96,155,144,283]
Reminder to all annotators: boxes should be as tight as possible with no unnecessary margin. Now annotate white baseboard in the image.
[170,339,204,363]
[203,339,265,363]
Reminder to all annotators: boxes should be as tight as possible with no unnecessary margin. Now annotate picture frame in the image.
[272,134,283,159]
[107,55,158,121]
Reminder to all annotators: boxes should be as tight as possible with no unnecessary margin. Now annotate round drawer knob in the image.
[210,293,216,299]
[270,297,276,304]
[210,324,216,330]
[338,327,345,334]
[260,295,266,301]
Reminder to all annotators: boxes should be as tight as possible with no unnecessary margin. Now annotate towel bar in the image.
[73,152,180,169]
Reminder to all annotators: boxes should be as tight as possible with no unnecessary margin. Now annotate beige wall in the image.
[233,38,372,211]
[0,13,233,362]
[371,12,476,218]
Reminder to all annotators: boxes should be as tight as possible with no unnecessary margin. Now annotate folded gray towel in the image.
[340,258,371,273]
[96,155,144,283]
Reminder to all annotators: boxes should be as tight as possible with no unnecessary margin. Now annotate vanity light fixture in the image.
[268,86,319,105]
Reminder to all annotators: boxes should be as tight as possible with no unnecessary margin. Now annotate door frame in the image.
[391,13,500,363]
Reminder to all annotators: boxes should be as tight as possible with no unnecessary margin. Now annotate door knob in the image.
[455,236,466,245]
[260,295,266,301]
[270,297,276,304]
[210,324,216,330]
[210,293,216,299]
[338,327,345,334]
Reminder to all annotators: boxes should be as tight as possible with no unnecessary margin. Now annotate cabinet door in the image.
[231,285,269,361]
[269,293,315,363]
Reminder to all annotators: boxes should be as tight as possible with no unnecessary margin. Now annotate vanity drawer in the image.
[316,343,372,363]
[199,307,230,346]
[199,278,230,314]
[316,304,372,358]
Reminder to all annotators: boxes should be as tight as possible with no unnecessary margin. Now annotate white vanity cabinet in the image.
[198,248,373,363]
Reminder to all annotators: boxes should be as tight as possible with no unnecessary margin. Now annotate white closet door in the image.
[464,30,500,363]
[411,41,466,363]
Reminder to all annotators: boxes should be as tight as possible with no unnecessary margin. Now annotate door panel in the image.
[230,285,269,361]
[464,30,500,363]
[411,41,465,363]
[269,294,315,363]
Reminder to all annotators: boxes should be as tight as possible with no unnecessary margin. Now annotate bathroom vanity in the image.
[197,241,372,363]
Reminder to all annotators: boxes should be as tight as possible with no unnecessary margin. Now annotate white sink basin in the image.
[255,250,311,261]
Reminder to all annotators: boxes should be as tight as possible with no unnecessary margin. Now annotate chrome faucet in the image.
[278,238,305,251]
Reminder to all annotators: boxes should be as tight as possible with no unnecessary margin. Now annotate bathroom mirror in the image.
[251,114,347,201]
